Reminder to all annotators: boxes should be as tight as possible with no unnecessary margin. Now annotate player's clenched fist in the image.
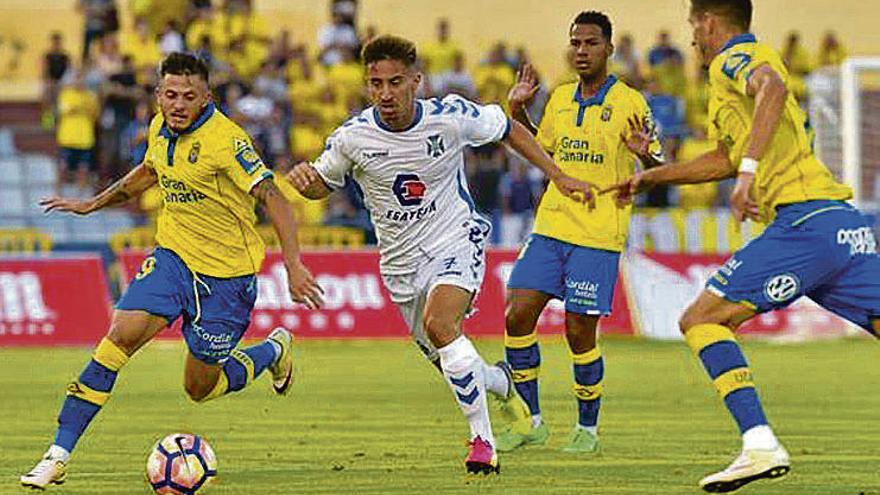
[287,162,321,193]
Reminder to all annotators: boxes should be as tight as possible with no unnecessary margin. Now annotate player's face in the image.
[568,24,612,80]
[156,74,210,132]
[688,10,715,67]
[366,59,422,130]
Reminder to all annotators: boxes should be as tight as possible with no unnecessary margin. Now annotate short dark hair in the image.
[361,35,417,68]
[571,11,613,41]
[691,0,752,30]
[160,52,210,83]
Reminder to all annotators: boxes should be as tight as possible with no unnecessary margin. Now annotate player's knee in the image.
[505,303,535,336]
[423,313,458,346]
[184,380,212,403]
[678,306,721,335]
[105,328,139,357]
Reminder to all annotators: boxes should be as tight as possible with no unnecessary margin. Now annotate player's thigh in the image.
[563,246,620,316]
[808,251,880,335]
[423,284,473,347]
[106,309,171,355]
[679,289,756,332]
[507,234,566,302]
[181,273,257,365]
[113,248,190,354]
[505,288,552,336]
[703,218,848,319]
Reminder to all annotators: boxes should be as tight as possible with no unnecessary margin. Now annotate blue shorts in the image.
[706,200,880,333]
[60,147,96,172]
[116,247,258,363]
[507,234,621,315]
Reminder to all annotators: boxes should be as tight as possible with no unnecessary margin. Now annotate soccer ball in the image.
[146,433,217,495]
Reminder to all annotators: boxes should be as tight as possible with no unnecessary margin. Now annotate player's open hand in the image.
[622,114,652,157]
[39,196,94,215]
[508,63,540,110]
[730,172,760,223]
[551,174,596,210]
[599,172,648,207]
[286,259,324,310]
[286,162,320,193]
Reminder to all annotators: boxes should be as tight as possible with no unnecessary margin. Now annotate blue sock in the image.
[685,324,768,433]
[55,338,129,453]
[572,348,604,428]
[505,331,541,416]
[222,340,278,393]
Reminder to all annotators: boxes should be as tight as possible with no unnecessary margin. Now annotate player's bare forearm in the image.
[254,178,324,309]
[89,164,158,212]
[642,146,736,187]
[253,178,302,262]
[504,120,562,180]
[509,104,538,136]
[745,65,787,161]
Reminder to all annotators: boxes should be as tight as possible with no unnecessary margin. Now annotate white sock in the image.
[531,414,543,429]
[437,335,494,446]
[742,425,780,451]
[482,362,509,397]
[575,424,598,435]
[47,445,70,462]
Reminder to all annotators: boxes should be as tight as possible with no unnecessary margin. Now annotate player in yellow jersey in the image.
[497,11,663,455]
[603,0,880,491]
[21,53,323,490]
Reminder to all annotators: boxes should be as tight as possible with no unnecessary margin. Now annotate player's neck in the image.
[578,70,610,99]
[380,102,418,131]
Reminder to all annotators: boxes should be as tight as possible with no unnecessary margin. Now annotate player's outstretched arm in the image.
[504,119,597,209]
[40,163,158,215]
[600,145,738,207]
[286,162,332,200]
[507,63,540,135]
[252,178,325,310]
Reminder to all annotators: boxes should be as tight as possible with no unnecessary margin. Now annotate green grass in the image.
[1,337,879,495]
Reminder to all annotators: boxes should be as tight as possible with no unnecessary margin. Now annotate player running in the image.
[603,0,876,491]
[21,53,322,490]
[287,35,596,474]
[497,11,663,454]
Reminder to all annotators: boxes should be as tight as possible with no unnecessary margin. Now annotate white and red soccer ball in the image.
[146,433,217,495]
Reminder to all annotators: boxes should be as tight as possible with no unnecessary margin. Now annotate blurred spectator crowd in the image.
[38,0,849,247]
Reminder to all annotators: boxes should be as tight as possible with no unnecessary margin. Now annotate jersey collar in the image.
[718,33,757,53]
[158,102,216,138]
[373,101,423,133]
[572,74,618,108]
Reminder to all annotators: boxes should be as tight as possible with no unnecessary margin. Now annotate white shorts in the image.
[383,230,488,361]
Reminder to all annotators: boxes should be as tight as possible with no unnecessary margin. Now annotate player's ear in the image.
[412,70,422,87]
[607,41,614,58]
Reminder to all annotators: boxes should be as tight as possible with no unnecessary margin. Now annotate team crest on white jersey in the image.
[426,134,445,158]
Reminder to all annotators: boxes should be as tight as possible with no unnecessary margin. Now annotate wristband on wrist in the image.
[739,157,758,174]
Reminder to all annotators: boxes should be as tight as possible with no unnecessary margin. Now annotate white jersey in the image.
[313,94,510,275]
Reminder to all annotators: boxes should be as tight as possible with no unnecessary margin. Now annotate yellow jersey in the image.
[708,34,852,222]
[144,104,274,277]
[57,87,99,150]
[534,76,663,252]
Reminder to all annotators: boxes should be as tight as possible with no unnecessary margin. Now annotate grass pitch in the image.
[1,337,879,495]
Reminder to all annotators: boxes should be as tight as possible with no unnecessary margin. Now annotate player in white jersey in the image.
[288,35,596,474]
